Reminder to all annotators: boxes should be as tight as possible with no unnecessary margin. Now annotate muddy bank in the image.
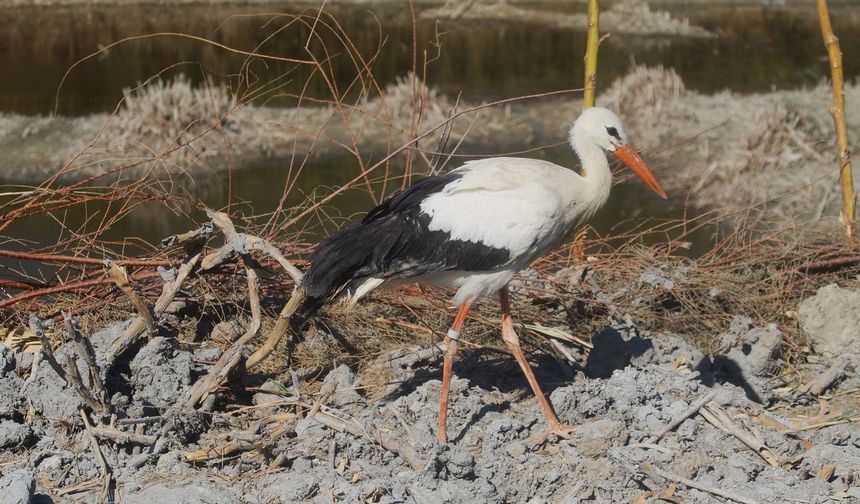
[1,284,858,502]
[3,66,859,230]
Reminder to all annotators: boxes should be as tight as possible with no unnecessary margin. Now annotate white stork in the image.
[293,106,667,443]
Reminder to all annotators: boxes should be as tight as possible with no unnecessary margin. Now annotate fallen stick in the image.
[626,443,678,457]
[184,438,257,463]
[185,264,262,408]
[64,312,111,414]
[700,402,781,467]
[80,410,116,503]
[65,355,107,414]
[640,463,762,504]
[117,416,163,426]
[184,422,292,463]
[313,409,423,470]
[203,209,303,282]
[107,253,201,363]
[798,358,848,396]
[105,260,156,337]
[385,344,445,369]
[56,479,101,497]
[90,426,157,446]
[28,315,67,384]
[245,287,305,369]
[200,209,304,370]
[647,391,715,443]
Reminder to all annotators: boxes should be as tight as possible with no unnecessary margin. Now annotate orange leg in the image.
[500,286,575,439]
[438,302,471,444]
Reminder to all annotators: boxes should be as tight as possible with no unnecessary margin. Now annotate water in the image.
[0,3,857,115]
[1,1,850,279]
[1,149,712,266]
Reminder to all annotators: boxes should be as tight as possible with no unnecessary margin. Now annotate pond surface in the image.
[0,3,857,115]
[1,1,853,280]
[1,147,713,285]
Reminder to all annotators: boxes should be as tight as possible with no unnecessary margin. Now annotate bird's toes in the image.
[532,421,577,446]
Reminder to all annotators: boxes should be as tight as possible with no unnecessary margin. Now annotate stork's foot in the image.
[532,421,577,445]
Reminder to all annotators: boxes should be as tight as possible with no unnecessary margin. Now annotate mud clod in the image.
[0,468,34,504]
[799,283,860,360]
[129,336,193,410]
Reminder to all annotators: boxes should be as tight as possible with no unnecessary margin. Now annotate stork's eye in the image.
[606,126,620,139]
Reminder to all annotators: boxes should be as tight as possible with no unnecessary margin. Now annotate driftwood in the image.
[151,210,303,444]
[197,209,305,371]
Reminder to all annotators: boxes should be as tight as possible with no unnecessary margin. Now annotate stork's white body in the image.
[347,118,615,306]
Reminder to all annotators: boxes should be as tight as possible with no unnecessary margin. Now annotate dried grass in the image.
[424,0,712,37]
[105,75,237,165]
[603,65,859,227]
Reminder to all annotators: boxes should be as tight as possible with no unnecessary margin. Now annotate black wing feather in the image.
[299,171,511,311]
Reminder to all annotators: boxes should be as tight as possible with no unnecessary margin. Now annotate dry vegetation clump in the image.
[601,0,712,37]
[105,75,238,165]
[423,0,711,37]
[602,64,692,149]
[603,65,860,229]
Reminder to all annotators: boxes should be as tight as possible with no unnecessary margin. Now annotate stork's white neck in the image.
[571,132,612,213]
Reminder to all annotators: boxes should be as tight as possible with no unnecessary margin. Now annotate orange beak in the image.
[613,145,668,199]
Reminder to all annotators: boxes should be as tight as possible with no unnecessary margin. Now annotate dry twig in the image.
[107,253,201,363]
[28,315,66,384]
[65,354,106,414]
[80,410,116,503]
[90,426,157,446]
[313,409,424,470]
[185,265,261,408]
[646,391,715,443]
[639,462,762,504]
[105,260,156,337]
[64,312,111,413]
[700,402,781,467]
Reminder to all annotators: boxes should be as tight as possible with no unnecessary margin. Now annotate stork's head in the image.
[570,107,668,199]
